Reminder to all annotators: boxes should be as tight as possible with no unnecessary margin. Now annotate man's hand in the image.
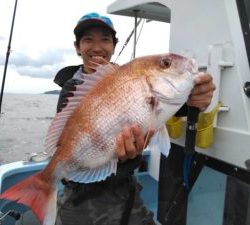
[116,124,154,161]
[187,73,216,111]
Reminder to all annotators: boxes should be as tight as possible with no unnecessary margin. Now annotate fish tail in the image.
[0,172,57,225]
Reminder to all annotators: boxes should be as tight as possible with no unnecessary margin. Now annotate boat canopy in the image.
[107,0,171,23]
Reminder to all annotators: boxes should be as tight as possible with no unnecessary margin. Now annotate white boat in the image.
[108,1,250,224]
[1,0,250,224]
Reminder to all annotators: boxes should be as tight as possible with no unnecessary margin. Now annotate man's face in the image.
[75,27,115,74]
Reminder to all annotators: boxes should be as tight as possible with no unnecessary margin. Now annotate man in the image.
[16,12,215,225]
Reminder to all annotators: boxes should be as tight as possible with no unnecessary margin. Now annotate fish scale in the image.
[86,79,150,155]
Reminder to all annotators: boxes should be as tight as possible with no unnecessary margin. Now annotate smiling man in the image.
[52,12,157,225]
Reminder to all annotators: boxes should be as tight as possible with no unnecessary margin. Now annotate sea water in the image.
[0,93,58,164]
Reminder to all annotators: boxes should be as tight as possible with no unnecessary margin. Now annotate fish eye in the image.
[161,58,172,68]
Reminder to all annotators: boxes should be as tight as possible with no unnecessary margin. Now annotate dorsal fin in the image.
[44,63,119,155]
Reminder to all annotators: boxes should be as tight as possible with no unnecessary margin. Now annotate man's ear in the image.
[74,41,81,56]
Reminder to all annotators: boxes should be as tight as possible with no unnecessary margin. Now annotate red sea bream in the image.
[0,53,198,225]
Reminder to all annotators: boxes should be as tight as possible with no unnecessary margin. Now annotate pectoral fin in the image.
[68,158,118,183]
[148,125,170,157]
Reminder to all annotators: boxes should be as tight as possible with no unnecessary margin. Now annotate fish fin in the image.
[148,126,171,157]
[45,63,119,155]
[68,159,118,183]
[0,172,57,225]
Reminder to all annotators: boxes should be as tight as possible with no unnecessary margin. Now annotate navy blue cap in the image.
[74,12,116,37]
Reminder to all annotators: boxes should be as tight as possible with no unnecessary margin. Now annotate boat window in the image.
[237,0,250,68]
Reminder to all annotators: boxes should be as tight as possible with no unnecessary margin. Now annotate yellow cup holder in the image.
[166,116,184,139]
[196,103,221,148]
[196,124,214,148]
[166,103,220,147]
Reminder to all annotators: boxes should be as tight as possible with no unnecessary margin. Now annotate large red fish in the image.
[0,53,198,225]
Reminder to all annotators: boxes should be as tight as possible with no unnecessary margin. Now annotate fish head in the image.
[144,53,198,106]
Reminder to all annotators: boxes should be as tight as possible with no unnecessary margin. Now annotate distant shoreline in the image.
[43,90,60,95]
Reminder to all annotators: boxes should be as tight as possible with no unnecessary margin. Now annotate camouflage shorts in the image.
[55,176,156,225]
[15,176,156,225]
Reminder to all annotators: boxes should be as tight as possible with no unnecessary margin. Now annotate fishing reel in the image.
[0,210,20,224]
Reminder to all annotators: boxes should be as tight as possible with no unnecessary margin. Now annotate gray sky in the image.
[0,0,170,93]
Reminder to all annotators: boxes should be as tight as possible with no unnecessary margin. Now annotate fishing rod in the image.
[130,19,145,61]
[183,106,200,190]
[0,0,18,115]
[114,17,143,63]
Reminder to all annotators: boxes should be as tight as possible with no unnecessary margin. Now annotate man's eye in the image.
[83,37,92,41]
[102,37,112,42]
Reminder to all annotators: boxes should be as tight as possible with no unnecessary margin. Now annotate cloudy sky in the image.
[0,0,170,93]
